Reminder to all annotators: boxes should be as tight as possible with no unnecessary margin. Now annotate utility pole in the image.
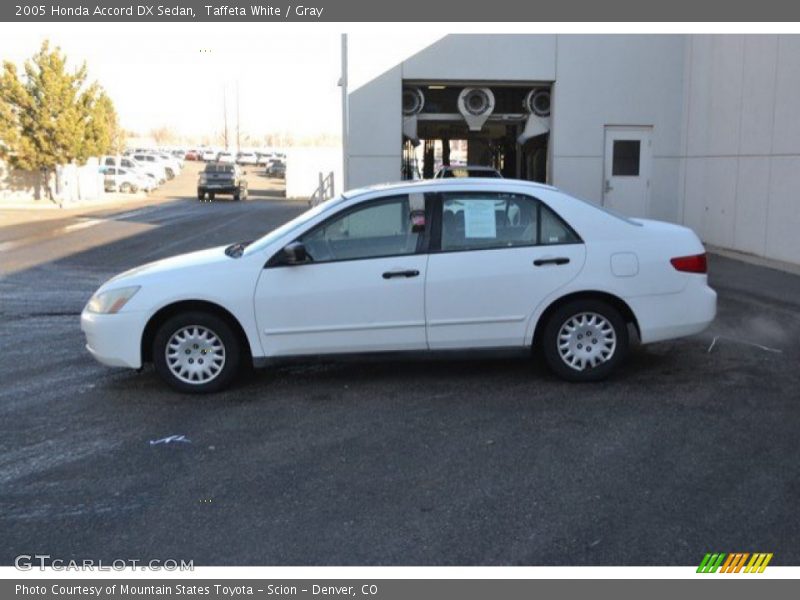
[236,81,241,154]
[223,85,229,150]
[339,33,348,191]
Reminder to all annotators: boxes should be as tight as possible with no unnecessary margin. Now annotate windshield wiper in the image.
[224,240,253,258]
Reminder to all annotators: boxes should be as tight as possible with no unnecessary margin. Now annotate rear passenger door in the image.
[425,191,586,349]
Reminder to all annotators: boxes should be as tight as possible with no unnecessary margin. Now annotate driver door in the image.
[253,194,429,357]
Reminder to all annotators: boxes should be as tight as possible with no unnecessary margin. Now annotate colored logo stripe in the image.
[698,553,773,573]
[697,553,726,573]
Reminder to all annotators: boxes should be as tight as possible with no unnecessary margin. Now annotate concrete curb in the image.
[707,244,800,277]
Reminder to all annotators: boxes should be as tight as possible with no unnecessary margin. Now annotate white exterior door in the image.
[603,126,652,218]
[425,192,586,349]
[253,194,428,356]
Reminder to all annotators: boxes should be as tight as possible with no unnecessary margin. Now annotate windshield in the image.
[243,195,349,256]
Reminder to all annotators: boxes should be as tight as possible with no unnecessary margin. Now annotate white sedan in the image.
[81,179,716,393]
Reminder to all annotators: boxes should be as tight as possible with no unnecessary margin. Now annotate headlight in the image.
[86,286,141,314]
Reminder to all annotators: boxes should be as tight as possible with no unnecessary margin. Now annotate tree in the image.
[85,91,125,156]
[0,40,121,201]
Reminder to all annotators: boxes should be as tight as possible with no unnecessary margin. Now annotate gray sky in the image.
[0,24,440,143]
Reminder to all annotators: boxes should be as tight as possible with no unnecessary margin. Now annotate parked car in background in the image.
[154,152,182,176]
[217,151,235,164]
[100,166,147,193]
[201,149,217,162]
[256,152,274,166]
[102,155,151,178]
[184,150,200,161]
[131,153,170,181]
[81,178,716,393]
[434,165,503,179]
[197,162,248,201]
[266,159,286,178]
[236,151,259,165]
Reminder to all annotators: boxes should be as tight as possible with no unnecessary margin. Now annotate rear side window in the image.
[205,164,234,173]
[440,192,579,251]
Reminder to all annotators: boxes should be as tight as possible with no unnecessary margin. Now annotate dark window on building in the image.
[612,140,641,176]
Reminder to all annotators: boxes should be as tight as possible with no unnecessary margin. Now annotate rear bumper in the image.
[81,309,146,369]
[199,184,238,193]
[628,276,717,344]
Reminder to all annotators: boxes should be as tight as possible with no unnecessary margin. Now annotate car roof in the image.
[342,178,558,199]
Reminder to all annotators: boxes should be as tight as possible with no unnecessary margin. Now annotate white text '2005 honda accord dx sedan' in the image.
[81,179,717,393]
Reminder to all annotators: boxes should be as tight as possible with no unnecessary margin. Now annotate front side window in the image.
[300,195,419,262]
[440,192,579,251]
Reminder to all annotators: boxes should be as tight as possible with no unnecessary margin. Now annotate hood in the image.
[106,245,230,285]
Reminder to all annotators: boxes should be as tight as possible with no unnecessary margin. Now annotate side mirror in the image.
[281,241,309,265]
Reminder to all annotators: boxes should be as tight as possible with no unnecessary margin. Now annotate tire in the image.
[197,188,205,201]
[152,311,242,393]
[233,191,241,201]
[165,168,175,179]
[208,192,215,201]
[120,182,132,194]
[541,299,629,382]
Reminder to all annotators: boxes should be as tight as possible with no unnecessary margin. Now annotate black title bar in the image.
[4,0,800,21]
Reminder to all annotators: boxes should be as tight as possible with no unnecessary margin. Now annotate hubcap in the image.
[166,325,226,384]
[557,312,616,371]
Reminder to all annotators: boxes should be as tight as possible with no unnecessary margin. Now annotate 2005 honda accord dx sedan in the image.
[81,179,717,393]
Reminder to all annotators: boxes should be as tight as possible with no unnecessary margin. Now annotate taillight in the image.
[670,253,707,273]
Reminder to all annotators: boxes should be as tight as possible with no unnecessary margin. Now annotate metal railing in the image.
[308,171,335,207]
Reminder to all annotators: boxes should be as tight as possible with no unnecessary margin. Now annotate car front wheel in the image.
[541,299,628,382]
[152,312,242,393]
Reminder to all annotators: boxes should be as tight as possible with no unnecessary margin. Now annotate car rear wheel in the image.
[197,189,205,200]
[541,299,628,382]
[152,312,242,393]
[208,192,215,201]
[120,182,132,193]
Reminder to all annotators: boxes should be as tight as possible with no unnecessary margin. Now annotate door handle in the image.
[382,269,420,279]
[533,257,570,267]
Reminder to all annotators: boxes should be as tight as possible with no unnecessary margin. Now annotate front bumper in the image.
[81,309,147,369]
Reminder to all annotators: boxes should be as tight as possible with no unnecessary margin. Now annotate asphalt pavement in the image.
[1,166,799,566]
